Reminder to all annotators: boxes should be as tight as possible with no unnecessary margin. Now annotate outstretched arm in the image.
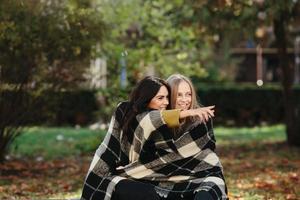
[162,105,215,128]
[179,105,215,122]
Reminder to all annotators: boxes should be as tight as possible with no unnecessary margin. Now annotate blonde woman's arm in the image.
[161,105,215,128]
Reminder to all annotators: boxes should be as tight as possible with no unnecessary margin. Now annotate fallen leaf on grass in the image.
[241,162,253,169]
[63,183,73,191]
[286,194,298,200]
[288,173,299,182]
[254,178,277,190]
[281,159,289,165]
[20,183,30,190]
[255,181,276,189]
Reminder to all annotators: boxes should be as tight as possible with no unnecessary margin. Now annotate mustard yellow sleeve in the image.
[161,109,180,128]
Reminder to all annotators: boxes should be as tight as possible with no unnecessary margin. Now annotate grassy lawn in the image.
[214,125,299,200]
[1,124,299,199]
[215,124,286,144]
[10,126,106,159]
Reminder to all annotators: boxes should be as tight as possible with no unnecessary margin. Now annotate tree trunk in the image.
[273,11,300,146]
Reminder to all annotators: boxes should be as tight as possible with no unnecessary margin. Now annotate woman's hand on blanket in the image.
[181,106,215,123]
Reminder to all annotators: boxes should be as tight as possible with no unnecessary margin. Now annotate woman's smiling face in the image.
[175,81,192,111]
[148,86,169,110]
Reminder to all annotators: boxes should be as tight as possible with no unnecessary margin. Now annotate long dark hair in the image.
[119,76,170,135]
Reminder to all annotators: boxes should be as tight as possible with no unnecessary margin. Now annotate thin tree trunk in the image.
[273,10,300,146]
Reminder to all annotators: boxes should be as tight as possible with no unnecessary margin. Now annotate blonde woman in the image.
[165,74,228,200]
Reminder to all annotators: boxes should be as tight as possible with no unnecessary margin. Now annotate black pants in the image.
[111,179,160,200]
[193,191,214,200]
[111,180,214,200]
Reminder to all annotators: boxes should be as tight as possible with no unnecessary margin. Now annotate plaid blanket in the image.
[81,102,227,200]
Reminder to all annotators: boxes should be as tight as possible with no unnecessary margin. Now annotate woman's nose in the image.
[180,96,188,101]
[164,98,169,104]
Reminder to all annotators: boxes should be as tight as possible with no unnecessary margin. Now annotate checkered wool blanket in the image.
[81,102,227,200]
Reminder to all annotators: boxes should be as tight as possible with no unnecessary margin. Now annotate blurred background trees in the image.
[0,0,106,161]
[189,0,300,146]
[1,0,300,161]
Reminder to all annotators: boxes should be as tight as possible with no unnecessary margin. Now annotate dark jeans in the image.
[111,179,214,200]
[111,179,160,200]
[193,191,214,200]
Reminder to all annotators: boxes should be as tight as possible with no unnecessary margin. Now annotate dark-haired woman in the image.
[80,76,215,200]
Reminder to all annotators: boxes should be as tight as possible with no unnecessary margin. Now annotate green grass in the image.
[214,124,286,144]
[10,126,106,159]
[9,124,286,159]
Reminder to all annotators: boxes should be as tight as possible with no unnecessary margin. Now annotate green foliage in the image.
[0,89,125,126]
[0,86,35,161]
[33,90,99,125]
[95,87,129,123]
[0,0,106,161]
[95,0,266,85]
[47,90,99,125]
[196,83,300,126]
[96,0,217,83]
[0,0,106,88]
